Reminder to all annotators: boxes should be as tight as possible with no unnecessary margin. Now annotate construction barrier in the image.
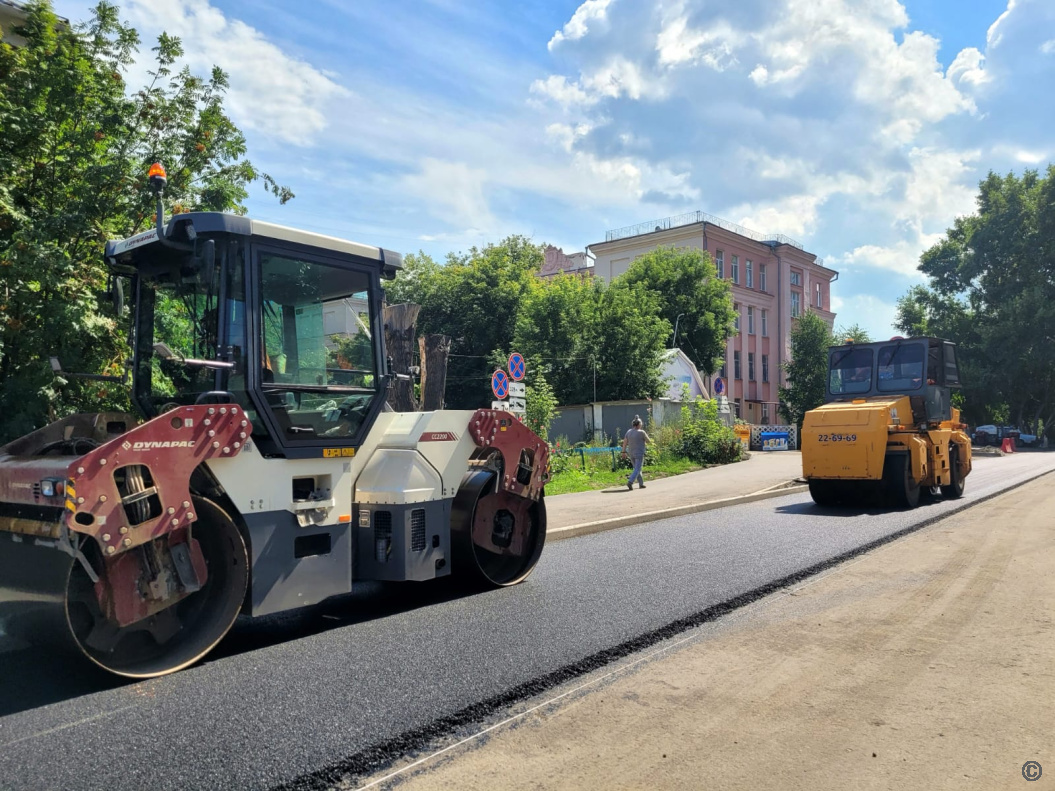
[1000,437,1016,453]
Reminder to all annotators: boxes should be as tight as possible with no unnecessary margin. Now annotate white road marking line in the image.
[0,705,138,748]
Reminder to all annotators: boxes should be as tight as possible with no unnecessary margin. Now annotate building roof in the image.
[539,245,592,278]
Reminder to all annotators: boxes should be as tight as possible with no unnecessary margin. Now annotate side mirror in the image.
[201,239,215,270]
[106,275,127,317]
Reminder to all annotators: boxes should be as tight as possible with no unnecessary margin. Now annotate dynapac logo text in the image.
[132,440,196,450]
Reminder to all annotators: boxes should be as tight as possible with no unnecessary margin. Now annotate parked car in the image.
[972,424,1037,447]
[972,425,998,446]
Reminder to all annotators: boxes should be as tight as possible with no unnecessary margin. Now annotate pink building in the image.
[588,211,837,425]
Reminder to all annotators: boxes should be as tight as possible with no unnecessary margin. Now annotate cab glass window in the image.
[877,344,925,392]
[258,252,378,441]
[829,347,873,395]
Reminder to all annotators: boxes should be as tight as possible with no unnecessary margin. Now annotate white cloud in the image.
[948,47,989,88]
[1041,39,1055,55]
[122,0,345,146]
[549,0,614,51]
[530,75,595,108]
[656,17,740,70]
[838,240,933,278]
[400,159,496,235]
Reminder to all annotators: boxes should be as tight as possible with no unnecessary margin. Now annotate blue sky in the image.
[51,0,1055,339]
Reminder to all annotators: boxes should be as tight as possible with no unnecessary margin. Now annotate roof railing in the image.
[604,210,805,251]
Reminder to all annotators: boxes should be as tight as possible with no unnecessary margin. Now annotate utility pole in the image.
[672,313,685,348]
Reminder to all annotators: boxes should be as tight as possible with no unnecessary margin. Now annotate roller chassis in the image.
[0,406,549,676]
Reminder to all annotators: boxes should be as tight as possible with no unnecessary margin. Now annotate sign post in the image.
[490,355,527,418]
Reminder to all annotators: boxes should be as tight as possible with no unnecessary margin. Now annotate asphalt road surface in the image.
[1,453,1052,791]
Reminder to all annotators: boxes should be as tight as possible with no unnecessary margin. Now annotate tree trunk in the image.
[418,333,451,411]
[383,303,420,412]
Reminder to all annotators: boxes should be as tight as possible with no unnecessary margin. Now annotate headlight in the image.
[40,478,64,498]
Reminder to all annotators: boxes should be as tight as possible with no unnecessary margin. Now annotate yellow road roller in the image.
[801,336,972,508]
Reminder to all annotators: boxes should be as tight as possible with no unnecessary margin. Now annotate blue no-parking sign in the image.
[508,352,525,381]
[714,377,725,396]
[491,369,510,399]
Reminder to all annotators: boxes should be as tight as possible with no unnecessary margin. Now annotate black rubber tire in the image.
[808,479,838,507]
[940,447,966,499]
[883,453,920,509]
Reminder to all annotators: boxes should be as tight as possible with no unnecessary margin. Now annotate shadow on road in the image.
[775,492,951,519]
[0,577,477,718]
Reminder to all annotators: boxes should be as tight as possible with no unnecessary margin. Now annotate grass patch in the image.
[546,454,703,496]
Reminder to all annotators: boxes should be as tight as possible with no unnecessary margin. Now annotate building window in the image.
[719,361,727,379]
[791,291,801,317]
[734,351,742,380]
[816,282,823,308]
[733,303,740,333]
[762,354,769,382]
[747,306,755,335]
[732,255,740,285]
[790,270,801,286]
[715,250,724,279]
[761,402,769,424]
[748,352,756,381]
[734,398,742,418]
[760,264,767,292]
[746,260,753,288]
[761,309,768,337]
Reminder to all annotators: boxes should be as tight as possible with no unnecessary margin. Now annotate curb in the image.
[548,483,809,542]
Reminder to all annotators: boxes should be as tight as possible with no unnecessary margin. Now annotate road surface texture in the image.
[0,452,1051,790]
[379,474,1055,791]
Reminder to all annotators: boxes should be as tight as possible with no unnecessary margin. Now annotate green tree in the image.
[382,250,441,306]
[834,323,871,343]
[0,1,290,441]
[615,246,735,374]
[524,366,558,440]
[412,236,542,409]
[779,310,834,427]
[896,166,1055,432]
[514,274,669,404]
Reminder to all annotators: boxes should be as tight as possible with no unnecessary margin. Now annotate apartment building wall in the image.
[589,218,837,423]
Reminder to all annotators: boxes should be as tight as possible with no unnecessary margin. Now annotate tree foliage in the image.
[835,323,871,343]
[779,310,834,427]
[895,166,1055,432]
[513,274,670,404]
[383,236,541,409]
[616,246,735,374]
[0,1,290,441]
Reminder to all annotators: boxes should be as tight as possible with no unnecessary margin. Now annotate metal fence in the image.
[604,210,805,251]
[748,424,798,451]
[547,400,788,449]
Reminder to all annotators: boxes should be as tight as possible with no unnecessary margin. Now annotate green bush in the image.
[672,397,742,465]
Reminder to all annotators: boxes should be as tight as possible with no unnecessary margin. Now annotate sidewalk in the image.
[546,450,805,540]
[384,473,1055,791]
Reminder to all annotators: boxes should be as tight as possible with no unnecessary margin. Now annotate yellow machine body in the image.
[802,398,972,487]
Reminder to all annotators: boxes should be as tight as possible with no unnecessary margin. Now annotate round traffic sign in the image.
[714,377,725,396]
[491,369,510,399]
[508,352,526,381]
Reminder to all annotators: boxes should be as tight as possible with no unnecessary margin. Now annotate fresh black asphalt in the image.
[0,454,1051,791]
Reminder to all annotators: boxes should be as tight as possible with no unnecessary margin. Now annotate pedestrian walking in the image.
[621,416,652,490]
